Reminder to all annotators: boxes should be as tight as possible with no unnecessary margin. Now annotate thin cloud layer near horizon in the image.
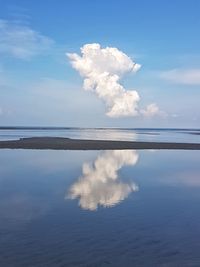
[0,0,200,128]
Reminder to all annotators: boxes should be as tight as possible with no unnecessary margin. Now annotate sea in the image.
[0,127,200,267]
[0,127,200,143]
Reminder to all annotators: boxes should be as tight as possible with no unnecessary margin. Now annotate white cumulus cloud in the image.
[67,150,139,211]
[140,103,166,117]
[67,43,163,118]
[67,43,141,117]
[0,19,54,60]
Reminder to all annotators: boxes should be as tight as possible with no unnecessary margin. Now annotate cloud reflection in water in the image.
[67,150,139,211]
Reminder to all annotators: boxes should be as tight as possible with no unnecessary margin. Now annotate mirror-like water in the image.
[0,127,200,143]
[0,148,200,266]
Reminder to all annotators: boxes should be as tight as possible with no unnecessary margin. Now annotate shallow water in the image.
[0,127,200,143]
[0,149,200,266]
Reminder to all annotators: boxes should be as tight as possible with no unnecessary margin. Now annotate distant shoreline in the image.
[0,126,199,131]
[0,137,200,150]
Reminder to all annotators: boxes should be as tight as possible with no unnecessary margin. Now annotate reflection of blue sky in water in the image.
[0,150,200,266]
[67,150,139,210]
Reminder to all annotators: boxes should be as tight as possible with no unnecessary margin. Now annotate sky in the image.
[0,0,200,128]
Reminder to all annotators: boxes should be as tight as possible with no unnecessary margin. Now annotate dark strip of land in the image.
[0,137,200,150]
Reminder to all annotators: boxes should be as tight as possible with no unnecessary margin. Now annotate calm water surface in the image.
[0,148,200,266]
[0,127,200,143]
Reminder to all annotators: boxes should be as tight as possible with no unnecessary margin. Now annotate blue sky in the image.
[0,0,200,127]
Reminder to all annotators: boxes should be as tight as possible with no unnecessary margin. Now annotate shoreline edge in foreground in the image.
[0,137,200,150]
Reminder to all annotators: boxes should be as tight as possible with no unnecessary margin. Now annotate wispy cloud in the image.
[0,19,54,60]
[160,68,200,85]
[0,65,8,88]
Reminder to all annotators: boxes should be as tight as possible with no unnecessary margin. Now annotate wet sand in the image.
[0,137,200,150]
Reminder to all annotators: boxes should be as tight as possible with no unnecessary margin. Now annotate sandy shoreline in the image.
[0,137,200,150]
